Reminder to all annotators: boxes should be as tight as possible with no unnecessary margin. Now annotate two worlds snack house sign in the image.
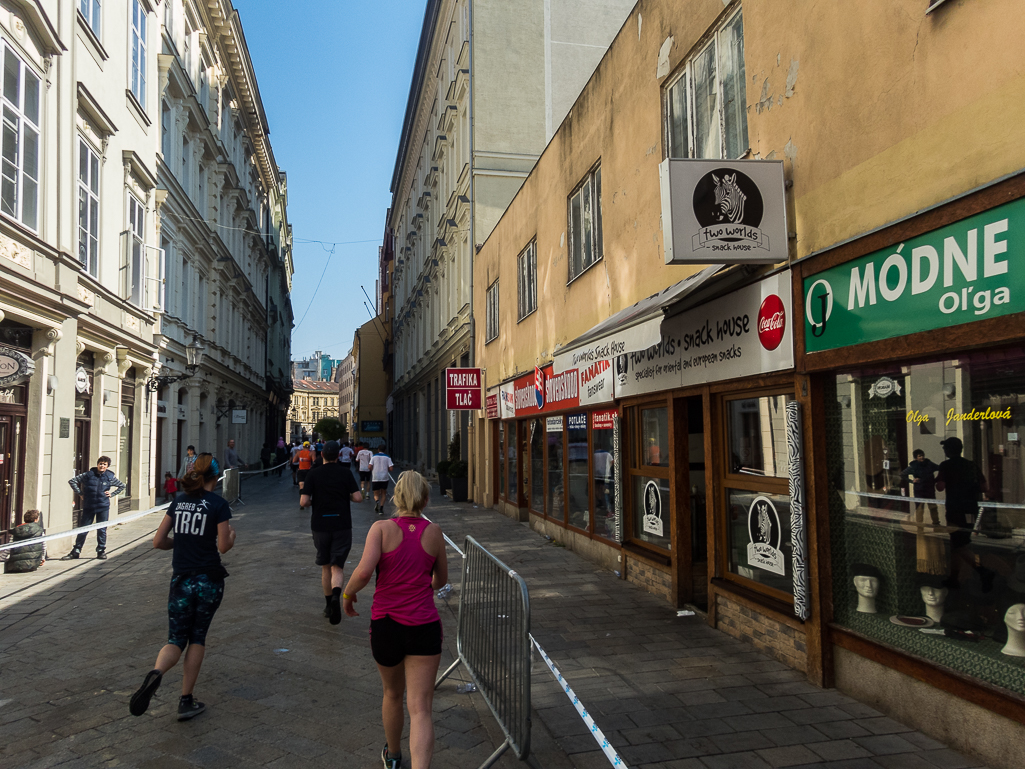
[804,196,1023,352]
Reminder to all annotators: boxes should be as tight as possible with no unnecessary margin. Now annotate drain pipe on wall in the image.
[467,0,477,496]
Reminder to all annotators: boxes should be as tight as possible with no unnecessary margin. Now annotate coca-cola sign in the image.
[757,295,786,351]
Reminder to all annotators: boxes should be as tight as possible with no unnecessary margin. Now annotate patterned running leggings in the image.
[167,574,225,649]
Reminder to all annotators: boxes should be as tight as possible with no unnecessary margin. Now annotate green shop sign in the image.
[803,196,1022,352]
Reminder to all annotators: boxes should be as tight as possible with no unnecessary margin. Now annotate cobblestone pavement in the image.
[1,474,990,769]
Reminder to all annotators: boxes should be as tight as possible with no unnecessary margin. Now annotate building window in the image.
[485,280,499,343]
[721,392,794,599]
[826,351,1025,698]
[568,165,602,281]
[181,135,190,189]
[124,194,146,305]
[80,0,101,36]
[664,8,748,160]
[517,239,537,320]
[78,139,100,276]
[161,101,171,157]
[1,45,41,230]
[130,0,147,108]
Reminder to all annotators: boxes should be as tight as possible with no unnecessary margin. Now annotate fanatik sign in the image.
[445,367,482,410]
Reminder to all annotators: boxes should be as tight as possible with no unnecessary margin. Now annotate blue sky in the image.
[233,0,426,364]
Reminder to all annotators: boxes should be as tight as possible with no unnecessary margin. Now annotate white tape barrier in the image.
[531,635,628,768]
[238,459,292,476]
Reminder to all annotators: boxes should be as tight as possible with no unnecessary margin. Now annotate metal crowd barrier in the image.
[436,535,531,768]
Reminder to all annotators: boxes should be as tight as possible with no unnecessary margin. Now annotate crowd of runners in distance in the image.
[128,438,444,769]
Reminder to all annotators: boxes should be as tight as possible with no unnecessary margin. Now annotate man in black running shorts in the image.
[300,441,362,624]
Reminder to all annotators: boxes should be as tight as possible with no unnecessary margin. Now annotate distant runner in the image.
[356,443,373,498]
[300,441,362,624]
[370,443,395,515]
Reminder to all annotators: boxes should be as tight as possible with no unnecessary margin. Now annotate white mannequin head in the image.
[852,564,883,614]
[1003,603,1025,657]
[918,581,949,623]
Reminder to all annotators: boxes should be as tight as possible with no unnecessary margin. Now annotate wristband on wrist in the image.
[342,593,354,600]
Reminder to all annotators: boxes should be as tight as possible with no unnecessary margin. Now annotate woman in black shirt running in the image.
[129,454,235,721]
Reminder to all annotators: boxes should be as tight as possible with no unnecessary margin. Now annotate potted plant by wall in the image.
[436,460,451,495]
[448,432,460,463]
[448,460,468,502]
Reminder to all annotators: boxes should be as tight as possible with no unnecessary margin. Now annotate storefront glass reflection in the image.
[568,413,589,530]
[547,417,564,522]
[827,350,1025,696]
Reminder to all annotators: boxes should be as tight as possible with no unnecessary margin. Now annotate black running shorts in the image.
[313,529,352,567]
[297,469,309,484]
[359,471,371,482]
[370,616,443,667]
[371,481,388,490]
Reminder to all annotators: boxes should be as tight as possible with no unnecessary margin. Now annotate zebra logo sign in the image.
[659,158,787,265]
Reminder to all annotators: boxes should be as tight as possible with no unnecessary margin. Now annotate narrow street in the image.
[1,472,988,769]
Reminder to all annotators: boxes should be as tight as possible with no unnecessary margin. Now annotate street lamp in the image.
[146,335,206,392]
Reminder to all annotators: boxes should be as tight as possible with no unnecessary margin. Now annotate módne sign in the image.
[804,196,1023,352]
[445,367,482,410]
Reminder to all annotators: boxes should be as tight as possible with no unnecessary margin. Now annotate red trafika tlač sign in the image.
[446,368,482,410]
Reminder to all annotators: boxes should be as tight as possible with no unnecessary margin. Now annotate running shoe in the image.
[129,669,162,716]
[96,551,107,560]
[177,697,206,721]
[381,745,402,768]
[329,593,342,625]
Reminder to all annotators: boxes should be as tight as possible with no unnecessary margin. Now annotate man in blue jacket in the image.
[62,456,126,560]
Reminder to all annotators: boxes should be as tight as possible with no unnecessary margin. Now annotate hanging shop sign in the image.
[659,158,787,265]
[231,409,247,424]
[642,480,664,537]
[0,344,34,387]
[445,367,482,410]
[499,381,515,419]
[804,196,1024,352]
[615,272,793,398]
[545,416,563,432]
[75,366,91,394]
[510,361,614,417]
[747,495,785,576]
[361,420,384,432]
[156,400,168,417]
[485,393,499,419]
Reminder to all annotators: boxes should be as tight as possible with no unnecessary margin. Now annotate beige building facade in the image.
[287,380,338,443]
[472,0,1025,764]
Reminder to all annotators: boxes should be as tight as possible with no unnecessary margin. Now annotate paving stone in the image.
[809,740,875,761]
[754,744,822,767]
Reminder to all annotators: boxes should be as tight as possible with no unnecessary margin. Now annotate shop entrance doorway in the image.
[0,412,26,543]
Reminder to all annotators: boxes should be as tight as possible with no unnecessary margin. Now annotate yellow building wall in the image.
[474,0,1025,389]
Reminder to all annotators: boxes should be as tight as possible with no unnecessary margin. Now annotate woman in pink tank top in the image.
[343,471,449,769]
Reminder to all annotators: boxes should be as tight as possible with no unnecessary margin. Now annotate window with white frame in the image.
[1,44,41,230]
[567,165,602,281]
[181,135,189,189]
[78,139,100,276]
[485,280,499,343]
[180,255,190,324]
[80,0,101,37]
[517,239,537,321]
[161,101,171,157]
[665,8,748,160]
[124,194,146,305]
[163,0,174,40]
[130,0,147,108]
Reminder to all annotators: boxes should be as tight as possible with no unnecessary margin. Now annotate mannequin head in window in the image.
[915,573,950,623]
[851,563,883,614]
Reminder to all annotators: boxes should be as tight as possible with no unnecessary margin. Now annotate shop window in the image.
[664,8,748,160]
[498,422,505,496]
[529,418,544,513]
[627,404,672,551]
[592,415,617,541]
[827,350,1025,697]
[507,421,518,503]
[722,392,795,598]
[546,416,564,522]
[567,413,589,531]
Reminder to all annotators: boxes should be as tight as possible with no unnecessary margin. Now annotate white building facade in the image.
[0,0,291,549]
[389,0,636,472]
